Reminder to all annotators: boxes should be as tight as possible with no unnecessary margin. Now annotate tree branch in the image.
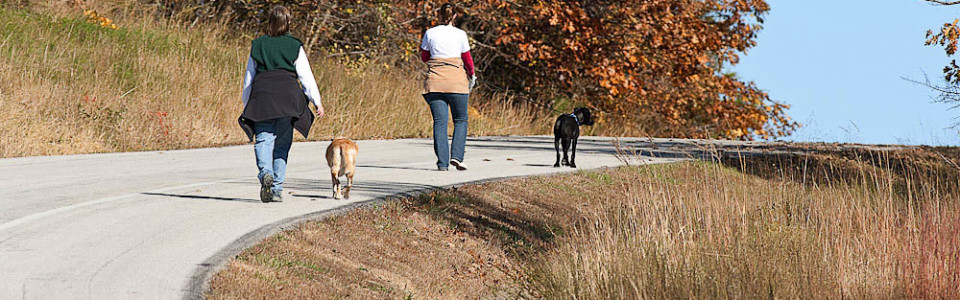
[925,0,960,5]
[903,72,960,111]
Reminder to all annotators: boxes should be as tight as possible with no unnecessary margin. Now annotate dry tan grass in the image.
[0,4,242,156]
[0,3,549,158]
[309,65,548,141]
[531,149,960,299]
[208,147,960,299]
[208,200,527,299]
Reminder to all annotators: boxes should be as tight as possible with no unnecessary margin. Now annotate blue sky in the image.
[733,0,960,145]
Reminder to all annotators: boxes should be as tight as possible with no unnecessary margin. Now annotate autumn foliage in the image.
[921,0,960,105]
[926,19,960,95]
[162,0,797,139]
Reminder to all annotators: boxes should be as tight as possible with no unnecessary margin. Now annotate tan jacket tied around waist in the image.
[424,57,469,94]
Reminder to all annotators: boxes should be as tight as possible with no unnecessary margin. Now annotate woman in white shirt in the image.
[419,3,476,171]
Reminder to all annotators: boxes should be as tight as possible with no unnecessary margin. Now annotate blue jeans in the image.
[254,117,293,193]
[424,93,469,168]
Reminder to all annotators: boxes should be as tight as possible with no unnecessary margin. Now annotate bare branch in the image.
[903,76,957,95]
[903,71,960,111]
[925,0,960,5]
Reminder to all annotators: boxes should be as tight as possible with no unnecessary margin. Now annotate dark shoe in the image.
[272,191,283,202]
[438,166,449,171]
[260,174,274,203]
[450,159,467,171]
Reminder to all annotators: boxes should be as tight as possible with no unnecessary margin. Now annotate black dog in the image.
[554,107,594,168]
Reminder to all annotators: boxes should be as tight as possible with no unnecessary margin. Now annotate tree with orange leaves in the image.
[170,0,798,139]
[445,0,796,139]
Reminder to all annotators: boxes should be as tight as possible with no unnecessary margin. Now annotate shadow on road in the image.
[523,163,559,167]
[356,165,436,171]
[465,136,622,156]
[141,192,261,203]
[281,179,439,197]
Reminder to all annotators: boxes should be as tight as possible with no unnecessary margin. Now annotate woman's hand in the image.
[316,105,325,118]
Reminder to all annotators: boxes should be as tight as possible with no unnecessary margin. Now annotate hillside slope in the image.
[209,145,960,299]
[0,5,546,158]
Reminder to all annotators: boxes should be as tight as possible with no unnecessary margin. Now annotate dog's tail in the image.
[329,145,342,171]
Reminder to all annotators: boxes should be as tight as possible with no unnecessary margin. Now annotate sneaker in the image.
[438,166,449,171]
[272,191,283,202]
[450,159,467,171]
[260,174,274,203]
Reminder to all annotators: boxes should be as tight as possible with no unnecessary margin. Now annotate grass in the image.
[209,198,526,299]
[0,6,241,156]
[0,2,549,158]
[208,146,960,299]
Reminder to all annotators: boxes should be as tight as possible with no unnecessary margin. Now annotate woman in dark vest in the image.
[419,3,476,171]
[239,5,324,203]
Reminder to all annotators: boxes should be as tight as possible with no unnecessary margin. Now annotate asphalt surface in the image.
[0,136,691,300]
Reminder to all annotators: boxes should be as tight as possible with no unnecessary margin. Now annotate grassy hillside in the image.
[0,7,236,156]
[208,147,960,299]
[0,5,547,158]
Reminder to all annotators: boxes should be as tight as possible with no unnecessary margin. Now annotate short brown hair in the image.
[265,5,291,37]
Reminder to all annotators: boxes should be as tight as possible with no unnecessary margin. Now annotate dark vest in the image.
[238,34,313,141]
[250,34,301,72]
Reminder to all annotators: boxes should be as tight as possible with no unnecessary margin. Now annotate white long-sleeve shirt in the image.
[241,46,322,109]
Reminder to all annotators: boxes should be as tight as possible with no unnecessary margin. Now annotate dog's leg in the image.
[561,139,571,166]
[344,174,353,200]
[554,136,562,167]
[329,144,343,199]
[330,172,341,199]
[343,151,356,200]
[569,138,578,168]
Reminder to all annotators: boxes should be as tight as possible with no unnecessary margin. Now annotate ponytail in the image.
[439,3,457,25]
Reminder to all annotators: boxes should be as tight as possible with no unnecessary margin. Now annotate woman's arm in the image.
[241,56,257,107]
[420,49,431,62]
[294,46,323,114]
[460,30,474,76]
[420,31,431,62]
[461,51,475,76]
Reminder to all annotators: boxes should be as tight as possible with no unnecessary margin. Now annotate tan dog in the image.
[325,138,358,199]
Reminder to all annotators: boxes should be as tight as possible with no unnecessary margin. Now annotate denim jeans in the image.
[254,117,293,193]
[424,93,469,168]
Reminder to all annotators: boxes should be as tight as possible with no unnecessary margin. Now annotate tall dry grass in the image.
[206,147,959,299]
[310,65,547,140]
[0,2,549,158]
[530,152,960,299]
[0,6,243,156]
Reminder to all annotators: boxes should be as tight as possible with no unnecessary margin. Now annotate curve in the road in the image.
[0,136,682,300]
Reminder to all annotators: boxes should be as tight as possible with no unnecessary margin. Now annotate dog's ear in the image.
[575,107,595,126]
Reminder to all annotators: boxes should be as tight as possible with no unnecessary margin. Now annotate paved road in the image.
[0,136,693,300]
